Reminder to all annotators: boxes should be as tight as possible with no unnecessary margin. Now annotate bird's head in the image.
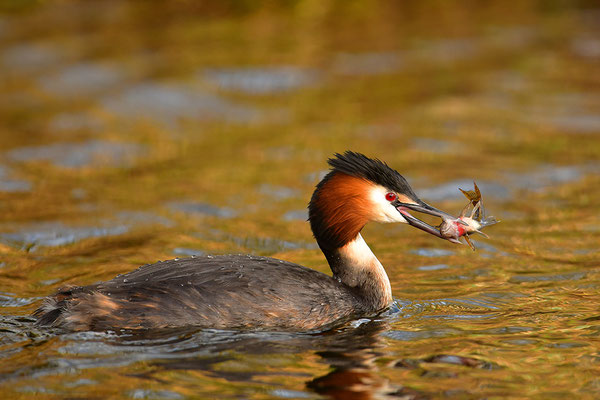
[308,151,459,249]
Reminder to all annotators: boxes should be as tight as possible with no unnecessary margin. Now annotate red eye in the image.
[385,192,397,202]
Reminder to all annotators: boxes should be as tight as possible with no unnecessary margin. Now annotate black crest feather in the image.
[328,151,417,198]
[308,151,421,251]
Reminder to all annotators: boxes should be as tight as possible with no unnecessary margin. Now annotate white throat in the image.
[339,233,381,267]
[335,233,393,307]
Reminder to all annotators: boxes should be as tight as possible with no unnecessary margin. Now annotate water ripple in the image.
[167,201,237,219]
[102,83,262,127]
[203,66,319,94]
[0,212,172,250]
[6,140,146,169]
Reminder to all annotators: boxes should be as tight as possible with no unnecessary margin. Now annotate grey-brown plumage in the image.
[34,255,369,331]
[35,151,456,332]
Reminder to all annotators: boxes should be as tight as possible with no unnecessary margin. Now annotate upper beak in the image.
[395,201,464,244]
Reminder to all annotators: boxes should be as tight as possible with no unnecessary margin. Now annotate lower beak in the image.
[396,202,462,244]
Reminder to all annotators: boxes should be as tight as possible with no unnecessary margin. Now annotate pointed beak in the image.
[395,201,463,243]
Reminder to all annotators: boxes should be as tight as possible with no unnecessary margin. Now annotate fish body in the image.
[438,182,498,249]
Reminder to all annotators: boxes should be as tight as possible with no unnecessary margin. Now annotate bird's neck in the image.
[322,233,393,311]
[308,171,393,311]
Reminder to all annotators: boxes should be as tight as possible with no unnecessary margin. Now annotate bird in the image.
[34,151,459,332]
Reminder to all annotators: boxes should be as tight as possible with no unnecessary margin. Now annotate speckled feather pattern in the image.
[35,254,371,331]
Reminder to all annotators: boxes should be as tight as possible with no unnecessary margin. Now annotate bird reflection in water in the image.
[119,319,427,399]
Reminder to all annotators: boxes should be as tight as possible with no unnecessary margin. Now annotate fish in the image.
[439,182,498,250]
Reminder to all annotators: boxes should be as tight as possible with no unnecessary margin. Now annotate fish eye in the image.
[385,192,397,202]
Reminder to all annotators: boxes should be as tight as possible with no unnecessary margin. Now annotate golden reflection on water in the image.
[0,0,599,398]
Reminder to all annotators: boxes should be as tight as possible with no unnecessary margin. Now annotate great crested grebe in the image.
[35,152,460,332]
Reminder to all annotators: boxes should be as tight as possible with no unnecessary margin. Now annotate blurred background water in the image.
[0,0,599,398]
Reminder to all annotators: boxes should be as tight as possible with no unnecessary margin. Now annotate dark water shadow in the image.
[140,320,416,399]
[1,302,500,399]
[0,314,415,398]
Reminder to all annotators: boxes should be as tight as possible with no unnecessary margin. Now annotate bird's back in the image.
[35,254,367,331]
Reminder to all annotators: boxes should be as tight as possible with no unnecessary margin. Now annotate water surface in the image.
[0,1,599,399]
